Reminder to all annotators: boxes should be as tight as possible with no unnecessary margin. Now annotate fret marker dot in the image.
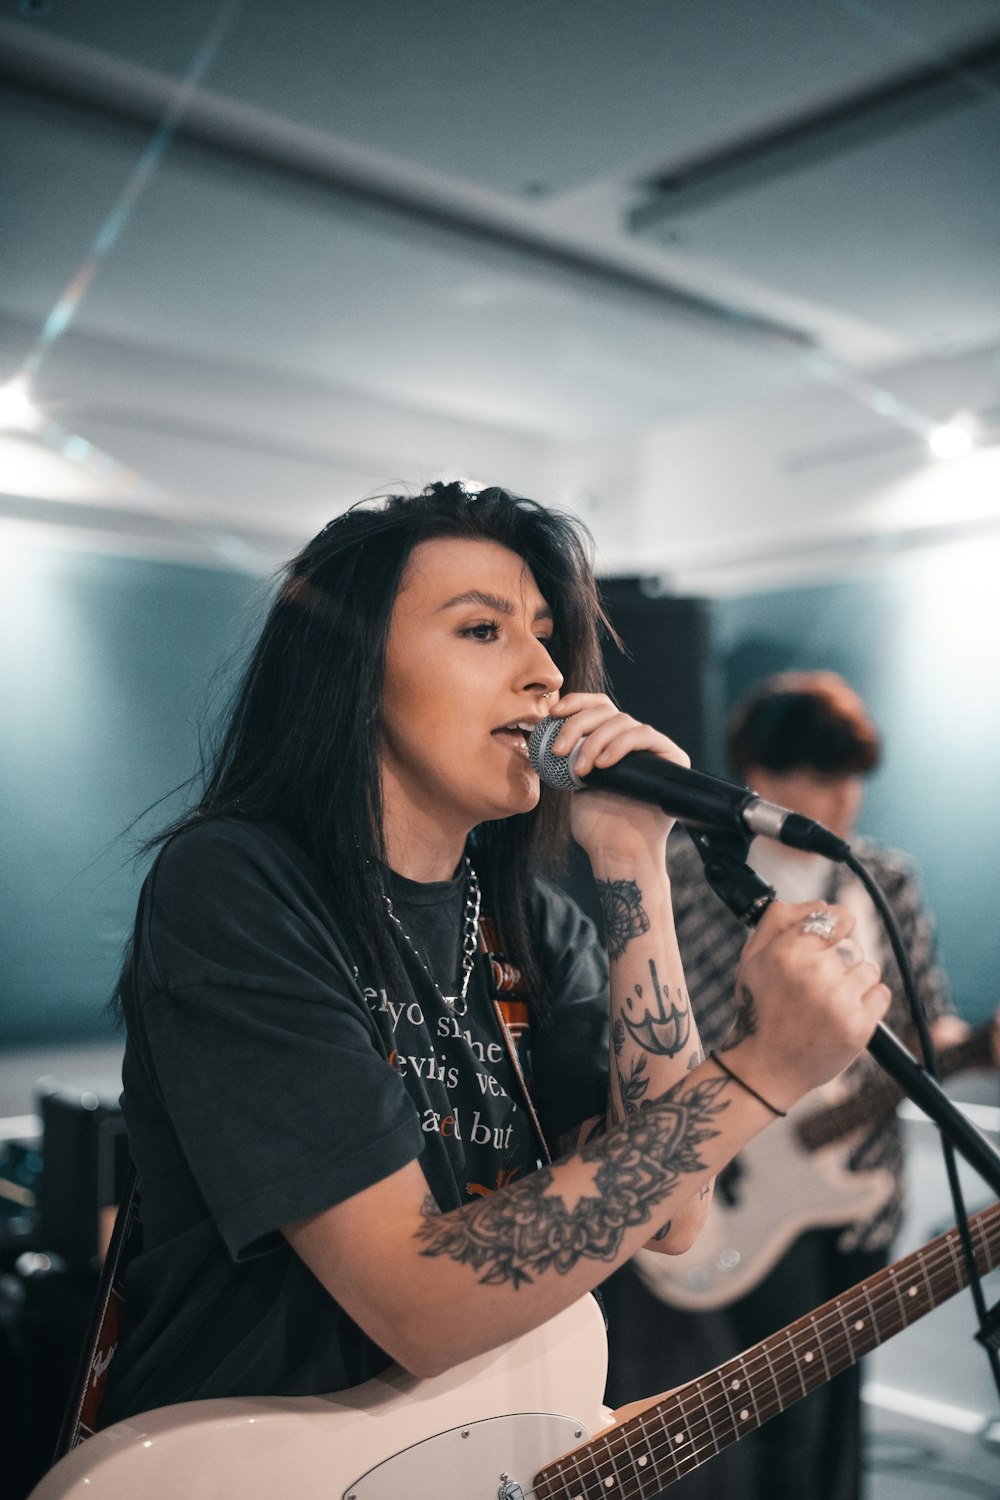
[731,1379,741,1390]
[604,1480,614,1489]
[854,1319,864,1330]
[740,1409,750,1421]
[804,1351,814,1363]
[638,1456,648,1467]
[675,1432,686,1445]
[908,1286,918,1297]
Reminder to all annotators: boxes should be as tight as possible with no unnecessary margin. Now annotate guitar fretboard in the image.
[534,1198,1000,1500]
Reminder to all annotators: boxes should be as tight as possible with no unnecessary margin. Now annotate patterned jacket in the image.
[667,831,954,1250]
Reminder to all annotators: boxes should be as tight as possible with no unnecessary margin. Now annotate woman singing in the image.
[101,481,888,1423]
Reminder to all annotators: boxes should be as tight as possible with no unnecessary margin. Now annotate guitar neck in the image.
[534,1198,1000,1500]
[797,1022,994,1152]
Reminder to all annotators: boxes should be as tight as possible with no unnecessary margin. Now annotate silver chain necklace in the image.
[383,858,481,1018]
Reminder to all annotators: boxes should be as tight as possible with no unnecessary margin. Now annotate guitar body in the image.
[633,1097,894,1311]
[29,1295,611,1500]
[30,1199,1000,1500]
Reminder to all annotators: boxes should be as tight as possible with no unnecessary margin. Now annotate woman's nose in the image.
[524,636,563,696]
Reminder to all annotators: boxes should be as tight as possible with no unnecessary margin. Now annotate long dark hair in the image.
[147,481,609,1010]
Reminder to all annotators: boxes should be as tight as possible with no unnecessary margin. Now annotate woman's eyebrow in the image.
[438,589,552,623]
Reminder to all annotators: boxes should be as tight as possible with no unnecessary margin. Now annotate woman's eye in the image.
[462,620,501,641]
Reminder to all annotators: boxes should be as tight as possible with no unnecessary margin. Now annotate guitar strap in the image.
[478,912,553,1166]
[54,1161,141,1456]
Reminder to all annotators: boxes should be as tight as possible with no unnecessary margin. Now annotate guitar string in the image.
[608,1234,969,1495]
[531,1253,937,1500]
[531,1036,995,1498]
[561,1223,982,1500]
[523,1209,998,1500]
[529,1229,969,1499]
[525,1210,993,1498]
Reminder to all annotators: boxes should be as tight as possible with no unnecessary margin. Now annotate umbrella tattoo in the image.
[623,959,691,1057]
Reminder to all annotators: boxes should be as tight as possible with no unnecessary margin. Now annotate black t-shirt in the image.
[102,819,608,1422]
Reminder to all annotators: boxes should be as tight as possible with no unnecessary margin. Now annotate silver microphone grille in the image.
[527,717,583,791]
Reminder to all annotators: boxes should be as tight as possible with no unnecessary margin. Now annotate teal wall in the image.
[0,542,266,1047]
[713,539,1000,1024]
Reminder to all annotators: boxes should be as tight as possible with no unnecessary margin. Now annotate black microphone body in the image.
[528,718,849,861]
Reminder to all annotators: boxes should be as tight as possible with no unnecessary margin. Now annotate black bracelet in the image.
[709,1050,787,1118]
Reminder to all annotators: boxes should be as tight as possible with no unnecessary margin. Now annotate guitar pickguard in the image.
[345,1412,590,1500]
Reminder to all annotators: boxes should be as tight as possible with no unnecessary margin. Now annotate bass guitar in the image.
[635,1021,994,1311]
[30,1195,1000,1500]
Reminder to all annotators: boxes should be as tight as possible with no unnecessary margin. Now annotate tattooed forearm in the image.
[597,878,651,960]
[622,959,692,1057]
[719,982,759,1052]
[416,1075,730,1286]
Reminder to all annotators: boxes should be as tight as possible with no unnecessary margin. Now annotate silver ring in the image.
[802,909,838,940]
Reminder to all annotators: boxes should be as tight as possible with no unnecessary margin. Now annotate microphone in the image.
[527,717,850,861]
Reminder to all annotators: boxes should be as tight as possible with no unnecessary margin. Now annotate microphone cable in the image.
[842,847,1000,1407]
[694,821,1000,1406]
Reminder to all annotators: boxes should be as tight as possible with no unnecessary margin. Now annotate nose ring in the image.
[542,690,552,700]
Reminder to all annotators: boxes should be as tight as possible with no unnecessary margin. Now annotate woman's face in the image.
[379,536,564,870]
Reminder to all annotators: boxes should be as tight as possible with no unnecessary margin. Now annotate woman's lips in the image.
[491,727,530,756]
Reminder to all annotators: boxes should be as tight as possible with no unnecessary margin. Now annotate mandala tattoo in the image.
[622,959,692,1057]
[416,1074,730,1286]
[597,878,651,960]
[719,982,759,1052]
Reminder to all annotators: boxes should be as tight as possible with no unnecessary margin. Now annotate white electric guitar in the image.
[635,1022,995,1312]
[30,1197,1000,1500]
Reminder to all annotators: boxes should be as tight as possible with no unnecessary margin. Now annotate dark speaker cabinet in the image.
[598,581,717,770]
[562,582,717,929]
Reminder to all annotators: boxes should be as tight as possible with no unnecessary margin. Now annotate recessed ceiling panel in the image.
[633,94,1000,351]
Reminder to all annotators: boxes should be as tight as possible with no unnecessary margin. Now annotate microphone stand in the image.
[865,1023,1000,1195]
[687,827,1000,1197]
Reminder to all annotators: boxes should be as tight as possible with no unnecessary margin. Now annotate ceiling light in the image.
[0,377,37,431]
[928,420,974,460]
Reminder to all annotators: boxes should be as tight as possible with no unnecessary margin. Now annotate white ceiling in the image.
[1,0,999,587]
